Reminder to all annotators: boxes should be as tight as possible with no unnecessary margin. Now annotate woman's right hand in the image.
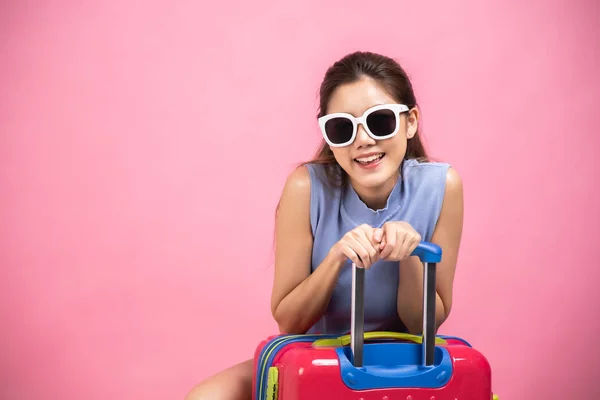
[329,224,383,269]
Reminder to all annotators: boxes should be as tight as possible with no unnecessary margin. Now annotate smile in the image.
[354,153,385,165]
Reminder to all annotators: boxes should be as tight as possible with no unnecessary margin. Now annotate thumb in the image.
[373,228,383,243]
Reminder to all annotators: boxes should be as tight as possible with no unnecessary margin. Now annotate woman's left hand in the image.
[374,221,422,262]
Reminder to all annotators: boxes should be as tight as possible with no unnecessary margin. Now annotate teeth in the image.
[356,154,384,163]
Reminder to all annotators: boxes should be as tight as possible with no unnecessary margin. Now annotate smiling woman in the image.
[185,51,463,400]
[314,84,420,209]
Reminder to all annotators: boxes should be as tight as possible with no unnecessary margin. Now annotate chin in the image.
[347,159,399,189]
[353,174,390,190]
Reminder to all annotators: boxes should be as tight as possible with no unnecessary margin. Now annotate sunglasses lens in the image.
[366,109,396,137]
[324,117,354,145]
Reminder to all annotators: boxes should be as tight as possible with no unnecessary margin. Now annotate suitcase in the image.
[253,242,499,400]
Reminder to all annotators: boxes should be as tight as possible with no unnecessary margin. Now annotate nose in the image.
[354,123,376,148]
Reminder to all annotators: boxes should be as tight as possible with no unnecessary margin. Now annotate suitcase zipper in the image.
[255,334,300,400]
[256,334,335,400]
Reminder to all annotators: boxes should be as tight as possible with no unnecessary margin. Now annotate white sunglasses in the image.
[318,103,409,147]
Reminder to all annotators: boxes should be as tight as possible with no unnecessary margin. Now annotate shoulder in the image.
[282,162,333,197]
[402,159,463,216]
[443,166,463,198]
[278,163,334,238]
[280,163,339,237]
[403,159,451,176]
[280,163,330,205]
[276,165,313,233]
[405,158,461,181]
[402,159,454,190]
[440,166,463,217]
[409,160,463,213]
[281,164,312,202]
[408,159,462,196]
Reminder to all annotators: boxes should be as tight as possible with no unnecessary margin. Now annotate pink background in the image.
[1,0,599,399]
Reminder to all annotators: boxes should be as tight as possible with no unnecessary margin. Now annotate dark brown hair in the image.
[270,51,429,263]
[302,51,429,188]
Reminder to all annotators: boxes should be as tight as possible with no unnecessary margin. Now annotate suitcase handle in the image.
[409,241,442,263]
[312,331,447,348]
[350,241,441,368]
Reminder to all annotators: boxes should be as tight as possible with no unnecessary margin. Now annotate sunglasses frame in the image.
[318,103,410,148]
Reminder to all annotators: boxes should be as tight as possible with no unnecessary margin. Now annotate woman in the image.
[186,51,463,400]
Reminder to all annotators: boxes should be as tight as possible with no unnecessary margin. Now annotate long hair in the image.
[301,51,428,189]
[270,52,430,259]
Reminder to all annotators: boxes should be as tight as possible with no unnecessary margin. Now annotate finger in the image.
[379,237,386,251]
[380,224,396,259]
[388,230,404,260]
[340,244,364,268]
[355,227,379,267]
[361,236,380,268]
[390,239,402,260]
[347,236,373,268]
[399,233,417,260]
[357,230,379,267]
[406,235,421,258]
[373,228,383,243]
[398,232,412,260]
[380,241,392,259]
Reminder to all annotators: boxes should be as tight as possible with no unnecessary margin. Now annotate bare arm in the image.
[397,167,464,334]
[270,166,345,334]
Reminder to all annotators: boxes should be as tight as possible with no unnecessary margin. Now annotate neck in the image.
[350,171,400,211]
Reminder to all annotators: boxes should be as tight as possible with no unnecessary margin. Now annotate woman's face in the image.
[325,77,418,194]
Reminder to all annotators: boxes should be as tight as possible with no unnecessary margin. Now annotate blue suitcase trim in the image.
[336,342,453,390]
[438,335,472,347]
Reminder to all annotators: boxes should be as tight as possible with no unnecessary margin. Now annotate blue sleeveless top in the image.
[305,158,450,335]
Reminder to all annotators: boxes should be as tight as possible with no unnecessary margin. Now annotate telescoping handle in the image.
[350,241,442,368]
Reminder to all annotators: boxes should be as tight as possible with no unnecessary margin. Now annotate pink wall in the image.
[1,0,598,399]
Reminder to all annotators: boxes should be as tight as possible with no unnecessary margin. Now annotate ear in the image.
[405,107,419,139]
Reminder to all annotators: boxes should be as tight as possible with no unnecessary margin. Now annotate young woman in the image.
[185,51,464,400]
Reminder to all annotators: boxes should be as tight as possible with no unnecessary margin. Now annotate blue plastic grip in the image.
[410,242,442,263]
[337,343,452,390]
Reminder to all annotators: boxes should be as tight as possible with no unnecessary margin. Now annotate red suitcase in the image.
[253,242,498,399]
